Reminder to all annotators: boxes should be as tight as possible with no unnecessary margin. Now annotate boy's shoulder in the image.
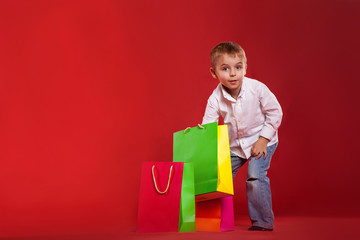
[243,77,271,95]
[244,77,266,87]
[207,83,223,100]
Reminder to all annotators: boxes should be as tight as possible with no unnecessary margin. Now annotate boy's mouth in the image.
[228,80,238,85]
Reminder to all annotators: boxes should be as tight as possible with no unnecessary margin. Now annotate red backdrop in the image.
[1,0,359,237]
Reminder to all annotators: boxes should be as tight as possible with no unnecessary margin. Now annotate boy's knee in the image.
[247,168,261,180]
[246,178,258,182]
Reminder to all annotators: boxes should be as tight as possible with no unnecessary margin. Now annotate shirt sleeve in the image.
[202,96,220,125]
[259,84,283,140]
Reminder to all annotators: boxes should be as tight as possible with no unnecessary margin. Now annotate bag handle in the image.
[152,165,174,194]
[184,124,204,133]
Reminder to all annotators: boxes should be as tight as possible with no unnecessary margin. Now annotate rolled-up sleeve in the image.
[259,84,283,140]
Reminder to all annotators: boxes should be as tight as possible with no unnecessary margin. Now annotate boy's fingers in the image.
[252,150,259,157]
[251,147,255,154]
[255,152,262,160]
[250,148,256,156]
[263,150,267,159]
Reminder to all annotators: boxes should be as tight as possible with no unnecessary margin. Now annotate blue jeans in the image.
[231,143,278,229]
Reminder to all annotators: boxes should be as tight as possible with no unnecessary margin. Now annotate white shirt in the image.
[202,77,283,159]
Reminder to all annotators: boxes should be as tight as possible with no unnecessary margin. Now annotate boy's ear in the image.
[210,67,217,79]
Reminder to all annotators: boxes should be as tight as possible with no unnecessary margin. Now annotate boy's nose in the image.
[230,69,236,77]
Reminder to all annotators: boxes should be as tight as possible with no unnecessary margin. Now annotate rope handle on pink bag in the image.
[184,124,204,133]
[151,165,174,194]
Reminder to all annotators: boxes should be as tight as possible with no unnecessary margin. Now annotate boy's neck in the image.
[222,85,241,100]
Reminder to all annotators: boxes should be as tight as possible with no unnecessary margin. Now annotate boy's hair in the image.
[210,42,247,67]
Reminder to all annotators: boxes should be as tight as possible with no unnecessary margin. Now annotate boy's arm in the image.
[259,84,283,141]
[202,97,220,125]
[252,84,283,159]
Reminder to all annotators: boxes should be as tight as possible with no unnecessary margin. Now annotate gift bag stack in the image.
[136,122,234,233]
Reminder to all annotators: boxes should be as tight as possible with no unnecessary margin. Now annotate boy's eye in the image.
[222,67,228,71]
[236,66,242,70]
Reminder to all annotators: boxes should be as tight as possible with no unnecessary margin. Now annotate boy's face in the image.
[210,53,246,98]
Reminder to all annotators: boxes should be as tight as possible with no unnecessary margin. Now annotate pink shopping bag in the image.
[136,162,183,233]
[195,196,235,232]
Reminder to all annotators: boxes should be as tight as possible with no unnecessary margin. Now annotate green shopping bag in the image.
[179,162,196,232]
[173,122,233,202]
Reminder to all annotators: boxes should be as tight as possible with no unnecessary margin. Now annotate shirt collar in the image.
[220,77,247,102]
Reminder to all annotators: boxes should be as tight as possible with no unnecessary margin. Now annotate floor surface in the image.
[1,216,359,240]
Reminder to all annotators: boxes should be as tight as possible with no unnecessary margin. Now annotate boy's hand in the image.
[251,136,270,160]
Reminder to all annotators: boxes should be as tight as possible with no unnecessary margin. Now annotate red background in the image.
[1,0,359,237]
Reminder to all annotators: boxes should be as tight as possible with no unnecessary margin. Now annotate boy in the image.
[202,42,282,231]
